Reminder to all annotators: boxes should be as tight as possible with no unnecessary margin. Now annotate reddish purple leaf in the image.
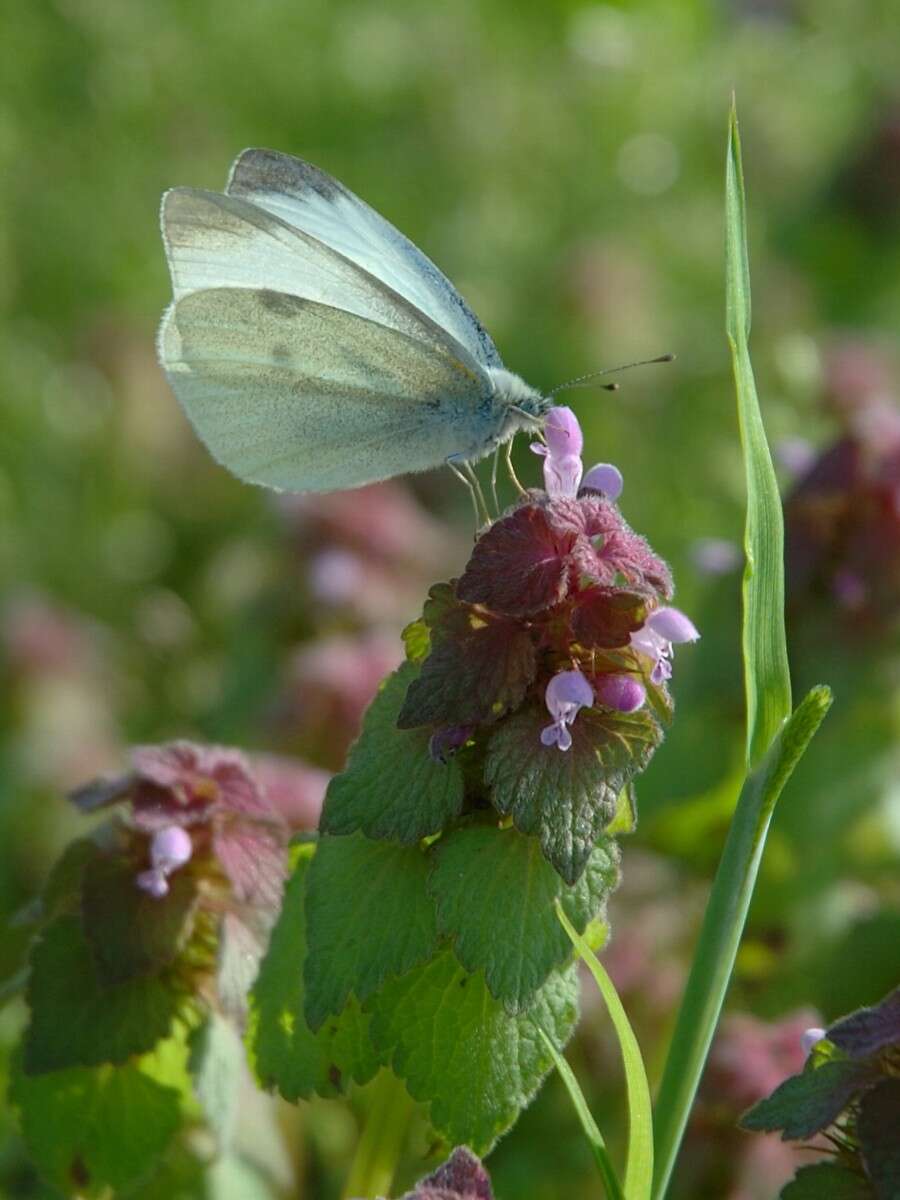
[68,773,134,813]
[130,742,275,830]
[828,987,900,1060]
[457,503,584,616]
[572,588,648,649]
[574,497,673,598]
[402,1147,494,1199]
[212,818,287,910]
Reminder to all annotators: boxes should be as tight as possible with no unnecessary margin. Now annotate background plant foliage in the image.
[1,1,898,1198]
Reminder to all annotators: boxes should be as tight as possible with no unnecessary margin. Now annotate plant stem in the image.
[342,1069,414,1200]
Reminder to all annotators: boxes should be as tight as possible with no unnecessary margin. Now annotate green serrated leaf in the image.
[10,1050,181,1196]
[24,914,184,1074]
[320,663,465,843]
[741,1059,879,1140]
[780,1162,875,1200]
[40,837,100,922]
[606,784,638,836]
[249,846,381,1101]
[725,100,792,765]
[429,823,618,1011]
[367,950,579,1154]
[304,833,438,1029]
[396,596,537,729]
[81,849,198,985]
[485,704,660,884]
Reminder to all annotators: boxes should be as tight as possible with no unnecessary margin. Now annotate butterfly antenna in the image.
[548,353,675,398]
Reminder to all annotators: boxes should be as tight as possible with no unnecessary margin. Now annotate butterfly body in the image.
[158,148,548,493]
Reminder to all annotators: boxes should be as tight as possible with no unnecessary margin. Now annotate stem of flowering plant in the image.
[342,1069,414,1200]
[648,101,832,1200]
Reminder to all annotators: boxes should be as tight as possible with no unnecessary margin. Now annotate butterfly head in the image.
[487,367,553,426]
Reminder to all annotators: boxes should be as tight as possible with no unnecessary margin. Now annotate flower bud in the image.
[594,674,646,713]
[582,463,624,501]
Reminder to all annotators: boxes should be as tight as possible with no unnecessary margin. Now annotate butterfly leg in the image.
[503,437,527,495]
[446,458,487,531]
[463,460,493,528]
[490,444,501,517]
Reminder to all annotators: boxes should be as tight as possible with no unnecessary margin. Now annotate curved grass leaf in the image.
[556,902,653,1200]
[650,102,831,1200]
[537,1025,625,1200]
[725,99,792,767]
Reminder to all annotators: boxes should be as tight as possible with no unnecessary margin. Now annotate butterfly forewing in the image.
[226,148,503,371]
[162,188,477,363]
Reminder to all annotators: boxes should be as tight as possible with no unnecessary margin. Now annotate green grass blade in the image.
[725,98,792,766]
[650,102,832,1199]
[651,687,832,1200]
[537,1025,625,1200]
[556,902,653,1200]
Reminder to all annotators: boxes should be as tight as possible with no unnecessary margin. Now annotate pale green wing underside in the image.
[160,287,495,493]
[225,148,503,370]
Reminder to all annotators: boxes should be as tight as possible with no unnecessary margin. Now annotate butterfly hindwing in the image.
[160,286,496,493]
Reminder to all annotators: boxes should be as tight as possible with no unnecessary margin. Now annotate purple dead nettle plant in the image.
[289,403,700,1155]
[12,405,699,1188]
[64,741,288,1016]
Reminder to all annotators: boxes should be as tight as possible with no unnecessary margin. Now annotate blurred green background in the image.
[1,1,899,1197]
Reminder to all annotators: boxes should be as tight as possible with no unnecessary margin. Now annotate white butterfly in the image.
[158,148,550,494]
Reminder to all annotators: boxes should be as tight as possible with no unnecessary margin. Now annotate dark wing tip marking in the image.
[227,147,342,204]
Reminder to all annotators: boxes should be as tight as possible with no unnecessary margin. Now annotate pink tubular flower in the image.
[136,824,193,898]
[531,406,584,498]
[541,669,594,751]
[531,407,627,505]
[630,606,700,684]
